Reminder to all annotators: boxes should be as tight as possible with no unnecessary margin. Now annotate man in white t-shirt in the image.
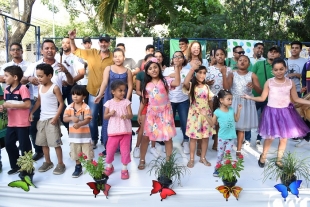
[249,42,265,65]
[56,37,85,104]
[286,41,307,97]
[21,39,73,161]
[0,43,31,89]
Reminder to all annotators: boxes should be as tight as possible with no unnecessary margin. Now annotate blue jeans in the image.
[255,100,268,141]
[171,99,190,142]
[88,94,102,142]
[60,85,74,132]
[30,100,43,153]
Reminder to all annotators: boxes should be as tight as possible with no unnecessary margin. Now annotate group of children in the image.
[1,45,310,182]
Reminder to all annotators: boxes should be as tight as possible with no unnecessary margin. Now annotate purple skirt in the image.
[259,103,310,139]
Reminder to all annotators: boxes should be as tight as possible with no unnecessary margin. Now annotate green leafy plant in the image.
[16,151,35,174]
[148,151,189,184]
[263,151,310,185]
[78,152,105,179]
[216,150,244,182]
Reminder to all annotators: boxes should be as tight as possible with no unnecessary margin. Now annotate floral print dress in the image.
[185,84,215,139]
[143,78,176,141]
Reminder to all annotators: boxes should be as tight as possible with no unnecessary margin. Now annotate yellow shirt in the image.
[74,48,113,96]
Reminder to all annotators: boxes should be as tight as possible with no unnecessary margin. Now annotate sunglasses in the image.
[173,55,183,59]
[235,51,245,55]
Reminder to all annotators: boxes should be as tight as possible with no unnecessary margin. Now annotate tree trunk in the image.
[121,0,129,37]
[9,0,36,46]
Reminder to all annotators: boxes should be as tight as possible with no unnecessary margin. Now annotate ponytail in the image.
[213,96,221,112]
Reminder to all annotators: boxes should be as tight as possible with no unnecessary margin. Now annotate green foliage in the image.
[0,0,10,12]
[263,152,310,185]
[79,152,105,179]
[16,151,35,174]
[216,150,244,182]
[41,0,60,13]
[148,151,189,184]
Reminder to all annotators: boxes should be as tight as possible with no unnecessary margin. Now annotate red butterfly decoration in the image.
[150,180,176,201]
[87,182,111,198]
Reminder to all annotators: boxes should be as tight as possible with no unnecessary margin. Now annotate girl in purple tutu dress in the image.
[243,58,310,168]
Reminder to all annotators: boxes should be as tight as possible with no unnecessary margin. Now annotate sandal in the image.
[236,151,242,156]
[258,154,266,168]
[275,161,283,169]
[212,145,217,151]
[187,159,194,168]
[199,158,211,166]
[138,160,146,170]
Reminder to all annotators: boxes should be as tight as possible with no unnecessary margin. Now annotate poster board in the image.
[227,39,262,58]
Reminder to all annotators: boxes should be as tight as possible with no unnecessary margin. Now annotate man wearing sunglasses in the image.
[226,46,247,70]
[0,43,31,89]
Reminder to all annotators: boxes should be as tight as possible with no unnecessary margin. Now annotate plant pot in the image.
[280,174,297,187]
[94,174,109,185]
[18,171,34,182]
[222,178,238,187]
[158,176,172,188]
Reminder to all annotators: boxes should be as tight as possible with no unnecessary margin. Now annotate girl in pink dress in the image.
[103,80,133,180]
[138,57,181,169]
[243,58,310,168]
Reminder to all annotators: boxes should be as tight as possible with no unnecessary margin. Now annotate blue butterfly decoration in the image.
[274,180,302,201]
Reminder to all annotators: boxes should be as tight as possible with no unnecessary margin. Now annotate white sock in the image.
[122,165,127,170]
[107,163,112,168]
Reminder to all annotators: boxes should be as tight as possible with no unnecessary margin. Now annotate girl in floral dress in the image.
[183,65,215,168]
[137,57,181,169]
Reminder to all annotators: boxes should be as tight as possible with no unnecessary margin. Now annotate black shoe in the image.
[258,154,265,168]
[0,161,2,173]
[156,141,165,146]
[93,140,98,149]
[132,130,135,136]
[8,168,20,175]
[32,152,44,161]
[292,138,300,142]
[72,165,83,178]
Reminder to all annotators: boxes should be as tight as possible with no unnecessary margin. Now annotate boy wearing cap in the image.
[68,29,113,149]
[82,37,92,49]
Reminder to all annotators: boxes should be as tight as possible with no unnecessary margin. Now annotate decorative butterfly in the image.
[8,175,37,192]
[274,180,302,201]
[87,182,111,198]
[216,185,243,201]
[150,180,176,201]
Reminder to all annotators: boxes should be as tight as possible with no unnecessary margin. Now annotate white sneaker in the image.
[183,142,190,154]
[150,147,160,158]
[133,147,140,158]
[295,139,310,147]
[242,140,250,148]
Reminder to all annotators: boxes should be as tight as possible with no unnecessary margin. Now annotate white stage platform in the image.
[0,127,310,207]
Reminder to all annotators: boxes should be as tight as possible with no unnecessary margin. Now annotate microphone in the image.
[59,47,63,63]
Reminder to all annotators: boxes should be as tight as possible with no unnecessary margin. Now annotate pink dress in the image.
[143,78,176,141]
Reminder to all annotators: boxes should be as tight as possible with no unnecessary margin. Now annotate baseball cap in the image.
[269,45,281,53]
[99,34,110,42]
[82,36,91,44]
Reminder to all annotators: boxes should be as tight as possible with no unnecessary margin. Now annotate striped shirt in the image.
[4,84,30,127]
[64,102,92,143]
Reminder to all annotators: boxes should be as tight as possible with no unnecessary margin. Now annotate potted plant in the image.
[79,152,111,198]
[263,151,310,186]
[215,150,244,187]
[78,152,107,182]
[148,150,189,187]
[17,151,35,182]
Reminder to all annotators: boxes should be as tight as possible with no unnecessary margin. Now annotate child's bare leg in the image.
[43,146,51,163]
[236,130,244,154]
[164,139,173,159]
[200,138,211,166]
[55,146,64,165]
[136,115,145,147]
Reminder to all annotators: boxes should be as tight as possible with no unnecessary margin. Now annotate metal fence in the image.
[0,13,40,66]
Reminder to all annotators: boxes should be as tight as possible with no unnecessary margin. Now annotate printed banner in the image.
[227,39,262,58]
